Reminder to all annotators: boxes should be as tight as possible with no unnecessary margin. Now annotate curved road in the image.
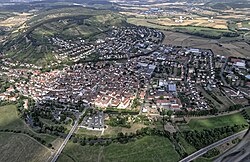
[179,129,248,162]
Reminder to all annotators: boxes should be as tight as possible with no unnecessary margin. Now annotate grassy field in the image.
[76,123,149,138]
[160,30,250,58]
[179,137,197,154]
[76,128,102,137]
[0,132,52,162]
[238,21,250,29]
[0,105,56,143]
[178,112,248,131]
[127,17,234,38]
[103,123,147,137]
[59,136,180,162]
[245,107,250,116]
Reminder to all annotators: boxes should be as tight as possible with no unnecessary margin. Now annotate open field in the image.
[237,21,250,29]
[0,132,52,162]
[0,11,15,21]
[161,30,250,58]
[59,135,180,162]
[142,17,228,29]
[0,12,32,28]
[179,136,197,154]
[76,128,102,137]
[76,123,147,138]
[128,17,232,34]
[127,16,250,58]
[103,123,147,137]
[0,105,56,144]
[178,112,248,132]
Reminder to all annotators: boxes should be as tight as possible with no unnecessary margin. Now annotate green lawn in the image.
[187,113,248,131]
[0,105,56,143]
[59,136,180,162]
[0,132,51,162]
[76,128,102,137]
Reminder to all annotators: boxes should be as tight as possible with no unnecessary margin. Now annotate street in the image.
[50,110,86,162]
[179,129,248,162]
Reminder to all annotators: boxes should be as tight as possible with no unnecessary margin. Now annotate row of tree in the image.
[179,124,248,149]
[73,127,170,146]
[175,108,219,117]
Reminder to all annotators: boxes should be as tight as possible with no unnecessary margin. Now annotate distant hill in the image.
[1,7,125,65]
[0,0,112,3]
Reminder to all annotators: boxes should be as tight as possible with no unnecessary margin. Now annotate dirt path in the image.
[97,146,104,162]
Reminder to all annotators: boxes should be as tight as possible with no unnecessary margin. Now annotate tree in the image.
[167,110,174,117]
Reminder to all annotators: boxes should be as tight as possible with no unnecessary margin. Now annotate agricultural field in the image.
[142,17,228,29]
[0,105,56,144]
[0,12,32,28]
[126,6,250,58]
[0,132,52,162]
[0,11,15,21]
[58,136,180,162]
[127,17,237,39]
[178,112,248,132]
[160,30,250,58]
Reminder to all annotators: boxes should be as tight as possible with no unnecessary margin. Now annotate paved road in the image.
[179,129,248,162]
[51,110,85,162]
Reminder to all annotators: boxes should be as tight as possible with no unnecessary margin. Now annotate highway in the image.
[179,129,248,162]
[51,110,85,162]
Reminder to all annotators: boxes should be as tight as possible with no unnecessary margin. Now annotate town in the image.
[0,27,249,131]
[1,1,250,162]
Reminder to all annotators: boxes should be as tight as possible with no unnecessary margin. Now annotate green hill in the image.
[2,7,126,65]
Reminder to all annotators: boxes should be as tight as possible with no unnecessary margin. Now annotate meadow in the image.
[0,105,56,144]
[178,112,248,132]
[58,136,180,162]
[127,17,236,39]
[0,132,52,162]
[0,105,55,162]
